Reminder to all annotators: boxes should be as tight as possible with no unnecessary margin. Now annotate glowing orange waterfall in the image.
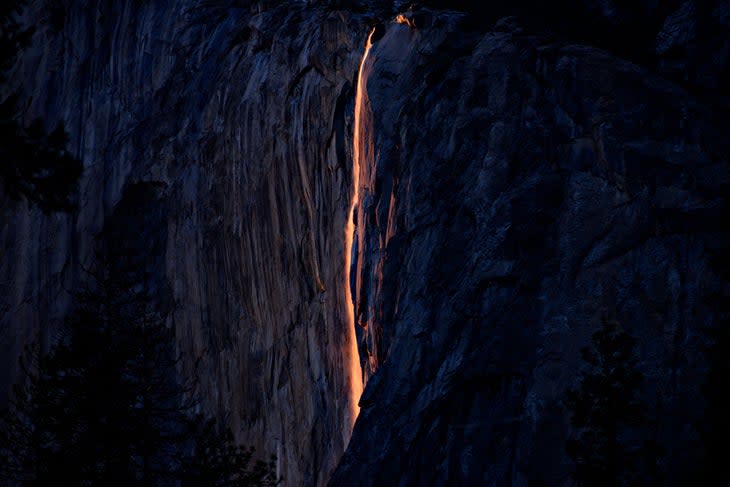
[344,29,375,430]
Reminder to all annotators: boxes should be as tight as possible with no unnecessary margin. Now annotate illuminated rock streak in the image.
[344,29,375,430]
[394,13,415,28]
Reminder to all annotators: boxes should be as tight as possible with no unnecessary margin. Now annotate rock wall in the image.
[2,2,730,486]
[1,2,367,485]
[332,11,730,486]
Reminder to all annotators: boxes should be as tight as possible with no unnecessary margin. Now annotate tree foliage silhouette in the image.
[0,266,278,486]
[698,322,730,483]
[698,239,730,484]
[564,318,661,487]
[1,0,82,213]
[183,417,278,487]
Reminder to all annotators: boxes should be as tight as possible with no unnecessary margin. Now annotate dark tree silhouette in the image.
[1,0,82,213]
[0,342,66,485]
[0,265,279,486]
[698,322,730,484]
[182,417,279,487]
[698,236,730,484]
[564,318,662,487]
[0,0,33,78]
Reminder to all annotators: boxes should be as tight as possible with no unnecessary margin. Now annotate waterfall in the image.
[344,28,375,433]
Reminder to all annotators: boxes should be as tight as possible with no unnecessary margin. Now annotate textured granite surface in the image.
[2,2,729,486]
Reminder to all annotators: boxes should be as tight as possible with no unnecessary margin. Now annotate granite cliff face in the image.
[334,10,730,486]
[2,1,729,486]
[2,2,367,485]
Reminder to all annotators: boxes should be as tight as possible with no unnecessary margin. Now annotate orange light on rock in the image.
[395,13,415,28]
[344,28,375,432]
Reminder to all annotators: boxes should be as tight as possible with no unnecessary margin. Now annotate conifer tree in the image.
[698,239,730,484]
[565,318,662,487]
[0,264,278,486]
[1,0,82,213]
[182,417,279,487]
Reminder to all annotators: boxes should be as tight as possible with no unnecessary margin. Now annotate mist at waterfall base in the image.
[2,1,730,486]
